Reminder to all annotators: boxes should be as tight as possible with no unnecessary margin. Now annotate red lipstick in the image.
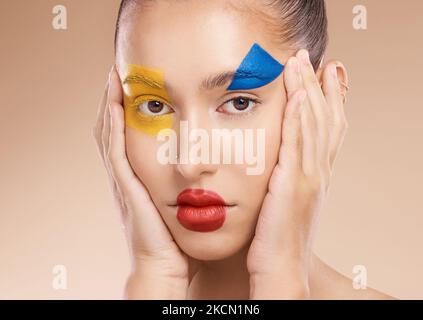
[176,189,227,232]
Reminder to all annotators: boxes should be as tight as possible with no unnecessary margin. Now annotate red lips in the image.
[176,189,227,232]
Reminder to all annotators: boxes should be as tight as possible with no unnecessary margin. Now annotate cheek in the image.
[125,127,170,203]
[229,105,283,225]
[245,120,281,212]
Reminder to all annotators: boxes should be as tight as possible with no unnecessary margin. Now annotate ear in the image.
[316,59,349,104]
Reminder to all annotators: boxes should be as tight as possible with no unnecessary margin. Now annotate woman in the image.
[93,0,393,299]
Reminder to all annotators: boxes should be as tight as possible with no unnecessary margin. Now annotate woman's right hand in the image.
[92,66,189,299]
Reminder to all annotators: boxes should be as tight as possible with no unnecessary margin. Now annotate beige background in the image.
[0,0,422,299]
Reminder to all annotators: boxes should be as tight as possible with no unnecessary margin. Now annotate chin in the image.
[172,228,253,261]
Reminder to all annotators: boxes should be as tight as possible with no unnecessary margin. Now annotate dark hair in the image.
[114,0,328,71]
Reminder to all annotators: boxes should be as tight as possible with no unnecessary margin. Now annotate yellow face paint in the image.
[121,64,173,136]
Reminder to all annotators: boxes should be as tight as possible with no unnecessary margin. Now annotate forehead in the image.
[116,0,287,90]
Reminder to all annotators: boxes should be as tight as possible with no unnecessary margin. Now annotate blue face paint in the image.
[227,43,284,90]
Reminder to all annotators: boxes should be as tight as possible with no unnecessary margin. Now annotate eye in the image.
[217,96,259,115]
[136,99,173,116]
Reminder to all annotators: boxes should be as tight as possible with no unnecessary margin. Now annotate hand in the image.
[247,50,348,299]
[92,66,190,299]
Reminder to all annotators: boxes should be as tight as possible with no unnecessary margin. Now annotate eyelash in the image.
[132,95,172,117]
[132,95,261,118]
[218,96,261,118]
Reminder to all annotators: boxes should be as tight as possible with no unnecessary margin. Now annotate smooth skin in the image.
[93,48,393,299]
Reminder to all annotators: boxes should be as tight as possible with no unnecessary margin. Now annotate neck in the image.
[187,245,327,299]
[187,243,251,299]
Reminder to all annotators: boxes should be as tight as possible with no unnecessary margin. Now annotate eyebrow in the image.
[123,70,262,91]
[123,74,163,89]
[200,70,261,90]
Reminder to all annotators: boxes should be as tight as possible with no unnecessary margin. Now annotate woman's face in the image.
[116,0,289,260]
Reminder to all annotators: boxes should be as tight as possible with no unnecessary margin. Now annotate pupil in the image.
[148,101,163,113]
[234,98,248,110]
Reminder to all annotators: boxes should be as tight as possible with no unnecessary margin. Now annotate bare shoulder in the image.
[309,255,397,300]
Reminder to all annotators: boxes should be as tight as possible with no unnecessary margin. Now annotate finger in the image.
[103,65,125,168]
[297,49,330,175]
[93,74,111,164]
[279,89,306,171]
[322,63,348,167]
[301,101,318,176]
[108,65,124,105]
[284,57,303,98]
[297,49,329,123]
[282,56,306,172]
[101,66,115,165]
[322,63,343,111]
[105,67,136,194]
[105,64,123,166]
[102,95,127,220]
[94,68,127,223]
[285,56,318,176]
[102,67,132,218]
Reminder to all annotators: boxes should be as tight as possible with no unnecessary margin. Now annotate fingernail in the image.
[299,50,310,65]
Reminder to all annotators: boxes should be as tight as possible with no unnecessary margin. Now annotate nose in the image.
[176,161,218,182]
[174,106,219,182]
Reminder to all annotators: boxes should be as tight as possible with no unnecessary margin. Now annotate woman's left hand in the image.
[247,49,348,299]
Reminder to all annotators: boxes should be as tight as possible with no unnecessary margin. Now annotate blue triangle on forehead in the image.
[227,43,284,90]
